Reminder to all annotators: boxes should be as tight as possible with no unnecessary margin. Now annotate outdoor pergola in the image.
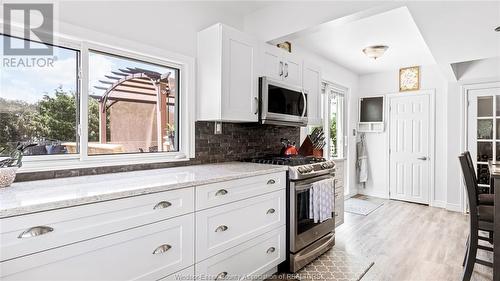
[90,67,175,151]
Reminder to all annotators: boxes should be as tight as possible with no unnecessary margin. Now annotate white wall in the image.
[292,45,359,197]
[356,65,448,207]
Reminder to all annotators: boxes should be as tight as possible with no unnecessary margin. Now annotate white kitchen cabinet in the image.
[195,226,285,281]
[0,170,288,281]
[1,214,195,281]
[197,23,259,122]
[0,187,194,262]
[195,171,285,211]
[259,43,302,87]
[195,189,285,261]
[303,62,322,125]
[334,160,345,227]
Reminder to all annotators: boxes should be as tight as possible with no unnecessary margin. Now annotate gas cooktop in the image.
[248,155,335,180]
[248,155,326,166]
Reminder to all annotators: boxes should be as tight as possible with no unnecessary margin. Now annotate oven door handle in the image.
[293,175,334,192]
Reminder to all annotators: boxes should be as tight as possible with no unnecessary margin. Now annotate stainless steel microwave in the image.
[259,77,308,127]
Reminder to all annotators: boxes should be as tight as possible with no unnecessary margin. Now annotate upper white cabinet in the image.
[259,43,302,87]
[303,62,322,125]
[197,23,258,122]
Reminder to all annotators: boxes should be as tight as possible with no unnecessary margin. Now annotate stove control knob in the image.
[307,165,314,172]
[321,163,328,169]
[297,167,306,174]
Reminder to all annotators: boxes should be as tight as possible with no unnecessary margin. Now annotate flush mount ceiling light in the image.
[362,45,389,60]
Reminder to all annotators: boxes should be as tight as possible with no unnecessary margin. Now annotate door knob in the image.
[417,156,428,161]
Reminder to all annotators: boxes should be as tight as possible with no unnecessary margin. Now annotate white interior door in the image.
[389,93,431,204]
[467,87,500,193]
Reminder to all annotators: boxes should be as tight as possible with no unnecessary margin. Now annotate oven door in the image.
[259,77,308,126]
[290,175,335,253]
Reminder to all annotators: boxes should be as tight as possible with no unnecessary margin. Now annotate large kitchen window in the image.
[0,35,80,156]
[0,32,191,170]
[87,51,179,155]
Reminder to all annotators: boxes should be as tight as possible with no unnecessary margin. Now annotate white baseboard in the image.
[357,189,389,199]
[431,200,446,208]
[446,203,462,212]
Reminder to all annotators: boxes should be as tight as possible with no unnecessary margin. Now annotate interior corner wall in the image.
[291,45,360,198]
[355,65,448,208]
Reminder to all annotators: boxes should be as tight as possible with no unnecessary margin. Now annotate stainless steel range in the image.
[249,156,336,272]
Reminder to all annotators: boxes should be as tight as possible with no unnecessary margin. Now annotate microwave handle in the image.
[301,90,307,117]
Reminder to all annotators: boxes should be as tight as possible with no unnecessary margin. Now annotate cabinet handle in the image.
[284,63,289,78]
[279,61,284,76]
[215,225,228,232]
[254,97,259,115]
[153,201,172,210]
[152,244,172,255]
[266,208,276,214]
[18,226,54,239]
[267,179,275,185]
[266,247,276,254]
[215,189,228,196]
[215,272,228,280]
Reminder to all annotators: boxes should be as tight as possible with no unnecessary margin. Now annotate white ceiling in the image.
[405,1,500,65]
[291,6,436,75]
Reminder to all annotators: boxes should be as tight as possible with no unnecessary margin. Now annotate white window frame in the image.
[322,80,348,160]
[2,24,195,172]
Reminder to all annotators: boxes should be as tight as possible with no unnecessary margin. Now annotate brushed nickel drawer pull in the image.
[152,244,172,255]
[215,225,228,232]
[153,201,172,210]
[267,179,276,185]
[266,208,276,214]
[266,247,276,254]
[215,189,228,196]
[18,226,54,239]
[215,271,228,280]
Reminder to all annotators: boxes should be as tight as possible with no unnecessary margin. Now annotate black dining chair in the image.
[459,153,494,281]
[463,151,494,205]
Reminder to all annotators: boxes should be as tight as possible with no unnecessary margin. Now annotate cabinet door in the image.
[259,44,283,80]
[303,62,322,125]
[221,26,258,122]
[283,55,303,87]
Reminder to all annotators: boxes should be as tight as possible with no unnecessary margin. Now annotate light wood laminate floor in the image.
[335,197,493,281]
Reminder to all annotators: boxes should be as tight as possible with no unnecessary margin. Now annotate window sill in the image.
[17,153,190,173]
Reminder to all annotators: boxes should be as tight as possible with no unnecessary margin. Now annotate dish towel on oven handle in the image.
[308,178,335,223]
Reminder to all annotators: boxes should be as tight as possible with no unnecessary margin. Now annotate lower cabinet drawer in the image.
[196,190,285,261]
[159,266,195,281]
[195,226,285,281]
[196,172,285,210]
[0,214,195,281]
[1,187,194,262]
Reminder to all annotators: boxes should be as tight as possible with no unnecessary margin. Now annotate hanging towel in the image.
[309,178,335,223]
[357,133,368,183]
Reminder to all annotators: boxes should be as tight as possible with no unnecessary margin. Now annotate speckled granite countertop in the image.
[0,162,287,218]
